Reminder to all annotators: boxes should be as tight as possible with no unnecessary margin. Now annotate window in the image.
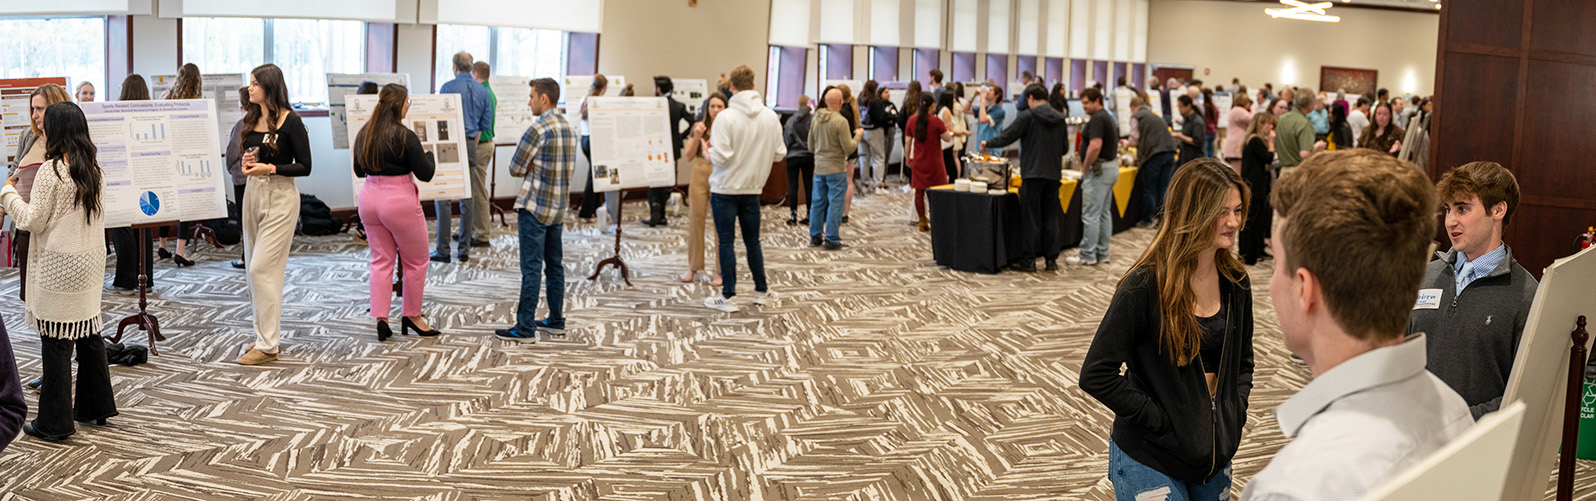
[766,45,805,109]
[912,48,939,85]
[820,43,852,81]
[436,24,567,94]
[182,17,364,105]
[0,16,107,97]
[869,46,897,83]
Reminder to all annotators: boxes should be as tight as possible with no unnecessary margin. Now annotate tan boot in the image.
[918,217,930,232]
[236,348,277,366]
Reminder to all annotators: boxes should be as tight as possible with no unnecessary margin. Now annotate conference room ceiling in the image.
[1194,0,1442,13]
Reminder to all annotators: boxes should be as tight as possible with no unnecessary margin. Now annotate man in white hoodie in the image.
[704,65,787,312]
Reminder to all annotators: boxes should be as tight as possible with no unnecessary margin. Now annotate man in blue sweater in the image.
[432,51,494,263]
[1407,161,1539,420]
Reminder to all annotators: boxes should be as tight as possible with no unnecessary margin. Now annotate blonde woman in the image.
[1238,111,1277,265]
[6,83,72,304]
[680,93,725,285]
[1081,158,1254,499]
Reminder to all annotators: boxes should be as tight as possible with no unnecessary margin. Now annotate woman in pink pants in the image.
[354,84,442,341]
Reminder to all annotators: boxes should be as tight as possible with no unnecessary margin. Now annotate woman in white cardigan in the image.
[1,102,115,442]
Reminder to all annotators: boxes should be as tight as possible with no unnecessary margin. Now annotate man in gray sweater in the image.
[1129,95,1177,227]
[1407,161,1539,420]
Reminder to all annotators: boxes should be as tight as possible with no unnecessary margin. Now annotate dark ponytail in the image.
[41,102,102,224]
[915,94,935,143]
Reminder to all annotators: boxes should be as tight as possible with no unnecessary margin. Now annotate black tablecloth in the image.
[1057,175,1144,251]
[928,188,1020,274]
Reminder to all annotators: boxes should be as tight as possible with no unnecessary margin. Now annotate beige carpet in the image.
[0,190,1582,499]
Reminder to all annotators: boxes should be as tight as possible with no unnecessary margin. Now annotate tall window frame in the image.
[181,17,365,105]
[0,16,108,98]
[434,24,569,94]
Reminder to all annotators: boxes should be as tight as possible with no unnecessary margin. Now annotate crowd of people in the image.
[0,54,1544,501]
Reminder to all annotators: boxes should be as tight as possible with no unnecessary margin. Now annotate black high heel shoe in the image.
[156,248,172,260]
[376,320,392,341]
[402,317,441,337]
[174,255,195,267]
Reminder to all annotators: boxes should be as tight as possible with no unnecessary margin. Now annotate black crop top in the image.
[353,129,436,182]
[240,113,313,177]
[1197,291,1229,373]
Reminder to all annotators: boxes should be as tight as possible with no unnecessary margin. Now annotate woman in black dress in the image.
[1238,112,1277,265]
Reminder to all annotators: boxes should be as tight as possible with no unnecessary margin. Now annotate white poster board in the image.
[326,73,410,149]
[1,77,69,165]
[1212,92,1234,129]
[586,97,675,192]
[346,94,472,203]
[82,99,229,228]
[671,78,709,116]
[1360,401,1527,501]
[150,73,246,151]
[823,80,864,98]
[1499,246,1596,501]
[1114,87,1137,135]
[488,75,534,144]
[561,75,626,116]
[1146,89,1166,120]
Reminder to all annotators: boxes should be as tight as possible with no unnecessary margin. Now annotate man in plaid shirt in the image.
[496,78,577,343]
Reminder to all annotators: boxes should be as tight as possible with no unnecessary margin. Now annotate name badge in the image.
[1415,288,1443,310]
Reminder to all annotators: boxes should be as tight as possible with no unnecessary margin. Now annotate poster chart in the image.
[1,77,69,165]
[326,73,411,149]
[1146,89,1167,119]
[1114,87,1137,135]
[82,99,229,229]
[150,73,246,150]
[562,75,626,117]
[345,93,472,203]
[671,78,708,116]
[489,75,534,144]
[1212,92,1234,129]
[586,97,675,192]
[822,80,864,98]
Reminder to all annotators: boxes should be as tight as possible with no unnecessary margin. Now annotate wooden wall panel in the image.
[1431,53,1518,171]
[1530,0,1596,56]
[1444,0,1523,49]
[1517,60,1596,199]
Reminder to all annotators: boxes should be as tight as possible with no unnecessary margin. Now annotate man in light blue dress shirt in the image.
[431,51,494,263]
[1244,150,1472,501]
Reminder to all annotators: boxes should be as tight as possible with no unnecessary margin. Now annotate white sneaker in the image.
[752,290,775,305]
[704,296,739,312]
[603,224,618,234]
[1065,256,1099,266]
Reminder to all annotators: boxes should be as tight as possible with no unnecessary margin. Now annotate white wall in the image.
[1147,0,1438,95]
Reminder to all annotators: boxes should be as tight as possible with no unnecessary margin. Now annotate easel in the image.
[110,221,220,356]
[1556,315,1591,501]
[587,189,631,286]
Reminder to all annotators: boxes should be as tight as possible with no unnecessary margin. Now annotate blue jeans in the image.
[711,194,766,298]
[1138,151,1176,223]
[513,209,565,334]
[1079,164,1118,262]
[809,172,847,244]
[1109,441,1232,501]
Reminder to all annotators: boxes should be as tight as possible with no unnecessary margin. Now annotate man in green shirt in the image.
[470,61,498,246]
[1275,89,1325,171]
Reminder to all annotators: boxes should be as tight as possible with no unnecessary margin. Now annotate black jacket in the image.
[666,96,693,162]
[784,107,813,160]
[983,103,1069,180]
[862,99,896,130]
[1080,266,1256,484]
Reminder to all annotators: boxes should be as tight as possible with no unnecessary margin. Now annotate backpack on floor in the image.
[201,201,243,245]
[296,194,344,236]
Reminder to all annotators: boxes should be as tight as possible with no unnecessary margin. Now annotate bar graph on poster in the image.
[586,97,675,192]
[345,93,472,202]
[150,73,246,150]
[81,99,229,229]
[1,77,69,165]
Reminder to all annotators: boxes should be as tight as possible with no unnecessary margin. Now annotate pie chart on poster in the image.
[139,191,160,216]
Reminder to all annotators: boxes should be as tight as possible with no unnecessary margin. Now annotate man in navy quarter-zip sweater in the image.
[1407,161,1539,420]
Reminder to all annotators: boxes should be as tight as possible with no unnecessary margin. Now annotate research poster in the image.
[1212,92,1234,129]
[562,75,626,116]
[81,99,229,229]
[150,73,246,150]
[489,75,534,143]
[345,93,472,202]
[1114,87,1137,134]
[586,97,675,192]
[1,77,68,165]
[326,73,410,149]
[671,78,708,116]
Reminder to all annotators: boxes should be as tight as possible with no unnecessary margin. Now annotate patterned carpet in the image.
[0,190,1582,500]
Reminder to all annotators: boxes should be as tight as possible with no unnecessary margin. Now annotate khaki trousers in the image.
[243,175,299,355]
[472,139,494,238]
[687,158,719,274]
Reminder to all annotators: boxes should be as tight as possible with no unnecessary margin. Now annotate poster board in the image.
[1113,87,1137,135]
[488,75,535,143]
[150,73,246,150]
[671,78,708,116]
[823,80,864,98]
[346,94,472,203]
[1212,92,1234,129]
[82,99,229,228]
[1360,401,1527,501]
[1146,89,1166,120]
[1,77,69,165]
[561,75,626,116]
[1499,246,1596,501]
[326,73,410,149]
[586,97,675,192]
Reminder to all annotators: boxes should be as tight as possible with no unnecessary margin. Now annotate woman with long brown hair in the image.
[576,74,615,226]
[1238,111,1277,265]
[354,83,440,341]
[156,63,206,267]
[1358,101,1404,157]
[235,64,313,366]
[1081,158,1255,499]
[680,92,726,285]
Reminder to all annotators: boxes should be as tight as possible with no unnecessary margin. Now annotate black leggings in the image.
[578,136,602,218]
[942,147,958,182]
[786,156,814,217]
